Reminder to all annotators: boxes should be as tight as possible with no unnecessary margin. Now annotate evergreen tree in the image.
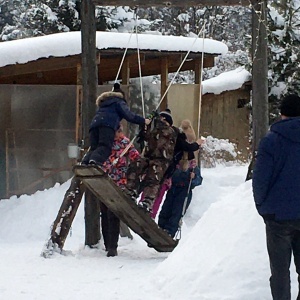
[268,0,300,122]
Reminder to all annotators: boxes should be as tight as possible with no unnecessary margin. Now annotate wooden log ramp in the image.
[41,165,178,257]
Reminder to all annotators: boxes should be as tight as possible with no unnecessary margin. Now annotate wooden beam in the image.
[121,57,130,85]
[0,55,214,84]
[160,57,168,111]
[194,59,202,84]
[0,56,81,78]
[92,0,249,6]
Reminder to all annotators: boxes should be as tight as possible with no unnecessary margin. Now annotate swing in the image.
[41,13,208,257]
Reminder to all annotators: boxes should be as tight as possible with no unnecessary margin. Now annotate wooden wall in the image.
[200,89,250,158]
[168,84,250,159]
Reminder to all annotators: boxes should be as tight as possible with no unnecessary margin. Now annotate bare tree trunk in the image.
[246,0,269,181]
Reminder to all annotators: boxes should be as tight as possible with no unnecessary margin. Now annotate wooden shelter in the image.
[0,31,223,199]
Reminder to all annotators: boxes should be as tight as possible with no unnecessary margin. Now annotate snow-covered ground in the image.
[0,164,297,299]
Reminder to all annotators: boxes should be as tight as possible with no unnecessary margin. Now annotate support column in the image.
[76,63,83,146]
[81,0,98,147]
[160,57,168,111]
[81,0,101,245]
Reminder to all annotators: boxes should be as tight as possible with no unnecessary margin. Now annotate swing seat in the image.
[73,164,178,252]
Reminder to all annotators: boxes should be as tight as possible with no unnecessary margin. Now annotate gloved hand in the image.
[147,110,159,120]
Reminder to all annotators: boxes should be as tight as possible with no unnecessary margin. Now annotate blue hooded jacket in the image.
[89,91,145,131]
[252,117,300,220]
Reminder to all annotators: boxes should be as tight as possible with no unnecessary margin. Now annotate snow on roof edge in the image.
[202,67,251,95]
[0,31,228,68]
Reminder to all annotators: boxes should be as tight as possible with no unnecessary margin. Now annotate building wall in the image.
[201,89,250,158]
[0,85,77,198]
[168,84,200,132]
[168,84,250,159]
[0,84,129,199]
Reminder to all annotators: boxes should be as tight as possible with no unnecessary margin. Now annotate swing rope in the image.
[197,25,206,139]
[114,21,207,163]
[113,8,139,85]
[175,23,206,241]
[111,7,142,165]
[155,22,207,111]
[134,9,145,118]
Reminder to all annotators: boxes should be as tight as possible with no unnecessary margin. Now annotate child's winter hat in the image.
[113,82,125,97]
[280,94,300,117]
[159,109,173,126]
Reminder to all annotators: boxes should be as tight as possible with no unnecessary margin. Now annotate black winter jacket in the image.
[89,91,145,131]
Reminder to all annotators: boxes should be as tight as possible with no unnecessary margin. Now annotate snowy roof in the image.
[202,67,251,95]
[0,31,228,68]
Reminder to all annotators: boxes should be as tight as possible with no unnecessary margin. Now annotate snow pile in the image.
[0,164,299,299]
[154,180,269,299]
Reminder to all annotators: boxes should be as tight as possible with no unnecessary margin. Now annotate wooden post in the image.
[84,189,101,247]
[251,0,268,151]
[81,0,98,147]
[121,57,130,85]
[81,0,101,245]
[160,57,168,111]
[76,63,83,146]
[194,59,202,84]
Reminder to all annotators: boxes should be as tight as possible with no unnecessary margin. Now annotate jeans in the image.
[265,219,300,300]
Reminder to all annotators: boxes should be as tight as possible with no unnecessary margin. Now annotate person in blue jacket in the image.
[82,83,150,166]
[158,158,202,238]
[252,94,300,300]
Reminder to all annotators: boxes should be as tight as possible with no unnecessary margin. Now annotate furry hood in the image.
[96,91,124,107]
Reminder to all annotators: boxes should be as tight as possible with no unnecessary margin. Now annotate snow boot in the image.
[107,249,118,257]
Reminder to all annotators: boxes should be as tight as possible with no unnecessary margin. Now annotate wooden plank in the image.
[73,165,178,252]
[92,0,249,6]
[0,56,81,78]
[41,177,85,257]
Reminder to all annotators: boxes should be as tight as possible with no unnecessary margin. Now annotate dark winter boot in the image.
[138,198,153,214]
[107,249,118,257]
[124,188,138,201]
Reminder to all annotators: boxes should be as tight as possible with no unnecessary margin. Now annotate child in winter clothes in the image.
[126,111,178,213]
[100,126,140,257]
[158,159,202,238]
[82,83,150,166]
[138,117,203,216]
